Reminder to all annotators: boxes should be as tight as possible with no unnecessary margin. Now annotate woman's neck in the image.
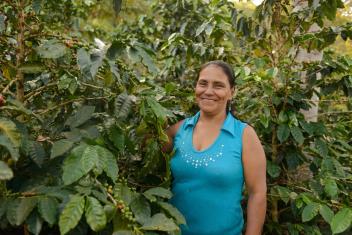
[199,110,227,124]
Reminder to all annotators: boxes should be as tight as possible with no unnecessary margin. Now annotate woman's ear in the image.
[231,87,235,97]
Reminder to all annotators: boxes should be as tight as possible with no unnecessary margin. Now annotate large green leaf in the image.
[0,135,19,161]
[36,39,67,59]
[144,187,172,202]
[315,138,329,158]
[290,126,304,145]
[38,197,58,226]
[302,202,320,222]
[26,211,43,235]
[266,160,281,178]
[6,197,37,226]
[0,118,21,147]
[95,146,118,182]
[65,105,95,128]
[130,196,151,225]
[141,213,179,232]
[0,160,13,180]
[114,93,133,120]
[62,144,87,185]
[324,178,339,198]
[146,97,168,122]
[108,126,125,151]
[319,205,334,224]
[85,196,107,231]
[51,139,74,159]
[28,141,46,167]
[331,208,352,234]
[277,124,290,143]
[80,145,99,174]
[158,202,186,225]
[59,195,85,235]
[0,118,21,160]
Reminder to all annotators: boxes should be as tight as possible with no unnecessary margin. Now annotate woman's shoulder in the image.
[166,119,185,139]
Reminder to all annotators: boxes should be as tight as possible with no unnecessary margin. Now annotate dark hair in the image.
[198,60,236,114]
[199,60,236,88]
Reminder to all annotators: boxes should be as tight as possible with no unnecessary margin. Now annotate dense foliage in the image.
[0,0,351,234]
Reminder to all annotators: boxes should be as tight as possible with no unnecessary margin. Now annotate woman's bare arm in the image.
[242,125,267,235]
[161,120,184,153]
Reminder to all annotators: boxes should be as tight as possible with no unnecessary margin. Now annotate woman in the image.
[164,61,267,235]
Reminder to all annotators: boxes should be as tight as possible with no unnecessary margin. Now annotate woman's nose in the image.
[204,86,213,95]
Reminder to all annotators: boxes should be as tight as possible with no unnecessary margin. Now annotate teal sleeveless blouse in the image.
[170,112,247,235]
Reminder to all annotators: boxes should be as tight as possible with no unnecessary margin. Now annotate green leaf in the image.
[266,160,281,178]
[141,213,179,232]
[95,146,118,182]
[315,138,328,158]
[26,211,43,235]
[36,39,67,59]
[38,197,58,226]
[65,105,95,128]
[319,205,334,224]
[59,195,85,235]
[115,93,133,120]
[62,144,87,185]
[331,208,352,234]
[196,21,209,36]
[277,124,290,143]
[130,196,151,225]
[290,126,304,145]
[324,178,338,198]
[0,14,5,33]
[272,186,291,204]
[107,40,125,60]
[28,141,46,167]
[146,97,168,122]
[109,126,125,151]
[0,160,13,180]
[135,45,158,74]
[144,187,172,201]
[114,183,135,205]
[113,0,122,15]
[81,145,99,174]
[6,197,38,226]
[302,202,320,222]
[266,67,279,78]
[85,196,107,231]
[0,135,19,161]
[32,0,42,14]
[0,118,21,147]
[77,48,92,79]
[51,139,74,159]
[158,202,186,225]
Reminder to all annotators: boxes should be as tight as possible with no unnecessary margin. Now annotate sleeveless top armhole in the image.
[172,119,186,152]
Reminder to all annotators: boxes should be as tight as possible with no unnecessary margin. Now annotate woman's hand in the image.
[242,125,267,235]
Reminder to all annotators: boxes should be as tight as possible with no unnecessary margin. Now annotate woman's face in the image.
[195,65,234,115]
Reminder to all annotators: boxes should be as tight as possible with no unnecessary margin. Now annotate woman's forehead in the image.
[198,66,229,83]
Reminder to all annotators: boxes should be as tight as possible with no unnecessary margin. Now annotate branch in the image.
[37,96,111,115]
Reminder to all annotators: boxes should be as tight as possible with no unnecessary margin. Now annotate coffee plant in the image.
[0,0,351,234]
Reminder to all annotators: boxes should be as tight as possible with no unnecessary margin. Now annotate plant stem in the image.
[15,0,26,103]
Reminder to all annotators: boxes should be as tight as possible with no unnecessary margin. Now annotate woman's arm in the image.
[161,120,184,153]
[242,125,267,235]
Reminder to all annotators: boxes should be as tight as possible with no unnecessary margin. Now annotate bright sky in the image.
[251,0,264,6]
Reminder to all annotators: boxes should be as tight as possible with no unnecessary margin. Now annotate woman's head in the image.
[195,61,235,115]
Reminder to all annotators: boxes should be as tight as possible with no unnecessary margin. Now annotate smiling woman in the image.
[164,61,267,235]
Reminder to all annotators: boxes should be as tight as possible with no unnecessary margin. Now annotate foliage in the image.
[0,0,351,234]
